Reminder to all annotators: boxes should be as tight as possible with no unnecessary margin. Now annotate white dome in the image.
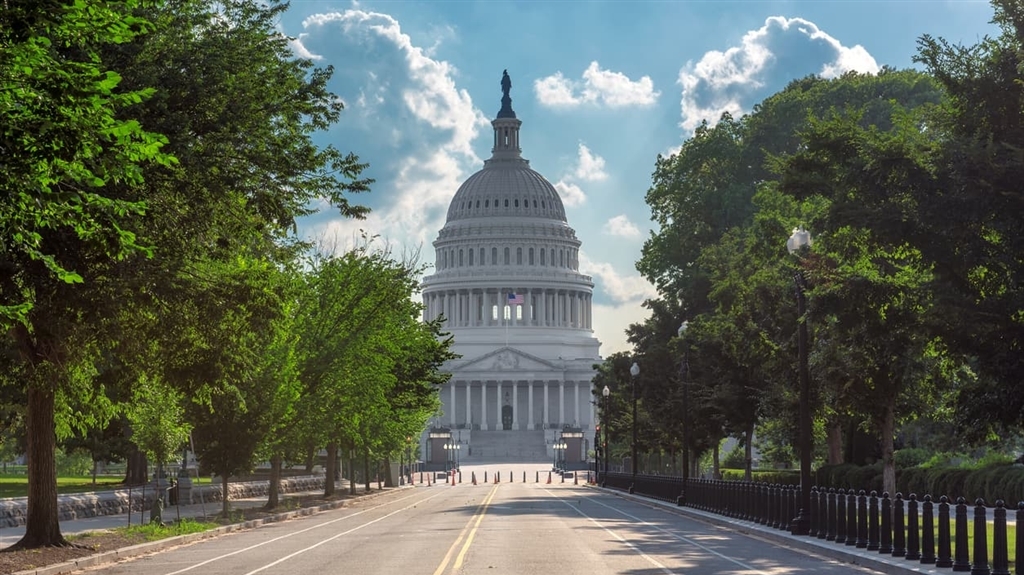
[445,161,566,223]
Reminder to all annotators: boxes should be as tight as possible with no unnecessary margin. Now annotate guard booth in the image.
[426,428,452,472]
[561,427,586,471]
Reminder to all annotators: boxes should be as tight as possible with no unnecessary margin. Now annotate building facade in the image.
[420,71,601,462]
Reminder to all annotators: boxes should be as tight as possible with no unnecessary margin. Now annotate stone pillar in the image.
[495,381,502,429]
[450,382,456,426]
[558,381,565,426]
[574,380,580,426]
[512,382,519,430]
[481,381,487,430]
[439,292,447,327]
[539,289,546,327]
[528,382,535,430]
[466,382,472,428]
[543,382,549,429]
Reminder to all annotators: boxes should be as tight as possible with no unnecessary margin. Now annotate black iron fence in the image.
[600,475,1023,574]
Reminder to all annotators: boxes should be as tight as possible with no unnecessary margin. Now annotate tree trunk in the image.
[827,419,844,465]
[712,443,721,480]
[124,446,148,485]
[304,445,315,474]
[221,473,230,518]
[880,402,896,498]
[383,456,394,487]
[363,451,370,492]
[349,449,357,495]
[13,384,69,549]
[324,442,337,497]
[265,453,282,510]
[744,423,754,481]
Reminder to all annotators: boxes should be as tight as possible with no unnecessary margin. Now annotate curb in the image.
[14,485,410,575]
[603,488,952,575]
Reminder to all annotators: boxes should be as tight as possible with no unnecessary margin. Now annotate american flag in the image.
[507,293,524,305]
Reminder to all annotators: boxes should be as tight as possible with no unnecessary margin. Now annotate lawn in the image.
[0,474,209,499]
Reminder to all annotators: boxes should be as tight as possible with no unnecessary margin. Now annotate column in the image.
[481,382,487,430]
[450,382,456,426]
[543,383,549,428]
[528,382,535,430]
[558,381,564,426]
[495,381,502,428]
[512,382,519,430]
[574,380,580,426]
[539,289,546,327]
[439,292,447,326]
[466,382,471,428]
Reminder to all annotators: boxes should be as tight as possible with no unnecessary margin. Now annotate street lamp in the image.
[629,361,640,494]
[787,226,813,536]
[602,385,610,487]
[677,321,690,504]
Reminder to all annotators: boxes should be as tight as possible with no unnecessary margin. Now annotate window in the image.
[504,247,510,265]
[514,199,519,207]
[492,305,498,320]
[540,248,546,266]
[491,247,498,265]
[560,250,565,267]
[459,249,464,267]
[516,247,522,265]
[475,200,480,208]
[533,200,537,208]
[528,248,534,265]
[485,200,489,208]
[468,249,474,266]
[541,201,546,209]
[479,248,485,266]
[443,251,448,269]
[504,199,509,207]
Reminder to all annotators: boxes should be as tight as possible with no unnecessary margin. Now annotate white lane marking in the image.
[545,489,678,575]
[243,493,445,575]
[164,490,444,575]
[585,494,775,575]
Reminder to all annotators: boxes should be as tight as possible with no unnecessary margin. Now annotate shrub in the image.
[894,448,931,469]
[721,445,746,469]
[55,448,92,476]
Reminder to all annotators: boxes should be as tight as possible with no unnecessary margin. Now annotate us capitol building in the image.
[419,71,602,464]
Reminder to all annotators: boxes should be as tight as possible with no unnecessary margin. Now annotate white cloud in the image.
[579,250,657,354]
[535,61,660,108]
[292,9,490,258]
[579,251,657,305]
[573,143,608,181]
[603,215,640,238]
[554,180,586,207]
[592,300,650,355]
[677,16,880,134]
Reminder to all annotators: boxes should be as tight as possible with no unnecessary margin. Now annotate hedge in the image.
[812,462,1024,504]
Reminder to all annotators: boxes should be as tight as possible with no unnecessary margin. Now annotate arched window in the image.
[479,248,485,265]
[514,199,519,207]
[540,248,546,266]
[491,247,498,265]
[485,199,489,208]
[475,200,480,208]
[533,200,537,208]
[516,247,523,265]
[504,247,510,265]
[528,248,534,265]
[459,249,464,267]
[504,199,509,207]
[443,251,448,269]
[468,249,474,266]
[560,250,565,267]
[541,201,546,209]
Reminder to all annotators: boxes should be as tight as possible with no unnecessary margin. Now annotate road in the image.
[83,463,886,575]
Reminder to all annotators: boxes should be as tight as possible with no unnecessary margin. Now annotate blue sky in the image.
[281,0,997,355]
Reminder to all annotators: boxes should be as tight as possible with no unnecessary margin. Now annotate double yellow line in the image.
[432,484,499,575]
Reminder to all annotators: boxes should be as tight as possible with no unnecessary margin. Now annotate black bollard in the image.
[857,490,869,548]
[970,498,989,575]
[990,501,1009,575]
[868,490,880,551]
[906,494,920,561]
[768,484,777,528]
[836,488,847,545]
[523,471,526,483]
[817,486,828,540]
[937,495,953,568]
[536,471,539,483]
[484,471,488,483]
[892,492,905,557]
[827,488,837,541]
[921,494,935,564]
[1016,503,1024,575]
[809,486,820,537]
[953,496,970,572]
[879,492,893,554]
[846,488,859,546]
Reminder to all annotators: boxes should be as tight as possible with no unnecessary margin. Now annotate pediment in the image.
[456,347,559,372]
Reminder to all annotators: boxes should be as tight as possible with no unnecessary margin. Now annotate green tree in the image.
[125,374,191,484]
[0,0,172,548]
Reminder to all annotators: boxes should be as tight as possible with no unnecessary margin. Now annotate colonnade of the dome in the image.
[424,287,593,330]
[435,243,579,271]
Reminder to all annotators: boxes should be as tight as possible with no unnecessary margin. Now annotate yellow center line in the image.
[431,484,500,575]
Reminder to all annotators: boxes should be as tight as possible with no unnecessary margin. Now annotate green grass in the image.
[117,518,218,541]
[0,474,211,498]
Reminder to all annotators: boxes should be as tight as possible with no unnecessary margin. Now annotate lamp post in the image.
[629,361,640,494]
[677,321,690,504]
[602,385,610,486]
[786,226,813,536]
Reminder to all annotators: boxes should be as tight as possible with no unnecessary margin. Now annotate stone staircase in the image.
[467,430,547,461]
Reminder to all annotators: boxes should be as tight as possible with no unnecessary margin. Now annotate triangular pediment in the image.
[455,347,559,372]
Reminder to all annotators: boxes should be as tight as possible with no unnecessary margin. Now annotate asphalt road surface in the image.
[84,463,886,575]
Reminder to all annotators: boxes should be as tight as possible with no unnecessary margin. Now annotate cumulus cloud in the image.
[290,9,490,258]
[677,16,880,134]
[603,215,641,238]
[579,251,657,305]
[554,181,586,207]
[574,143,608,181]
[578,250,657,353]
[535,61,660,108]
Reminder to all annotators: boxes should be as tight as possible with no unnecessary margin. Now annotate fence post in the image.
[857,489,869,548]
[1016,502,1024,575]
[768,483,777,528]
[835,488,847,545]
[868,490,880,551]
[969,498,989,575]
[937,495,953,567]
[906,493,920,561]
[846,488,858,547]
[990,500,1009,575]
[827,487,837,541]
[817,486,828,540]
[921,494,936,564]
[879,492,893,554]
[809,485,820,537]
[953,496,970,572]
[892,492,905,557]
